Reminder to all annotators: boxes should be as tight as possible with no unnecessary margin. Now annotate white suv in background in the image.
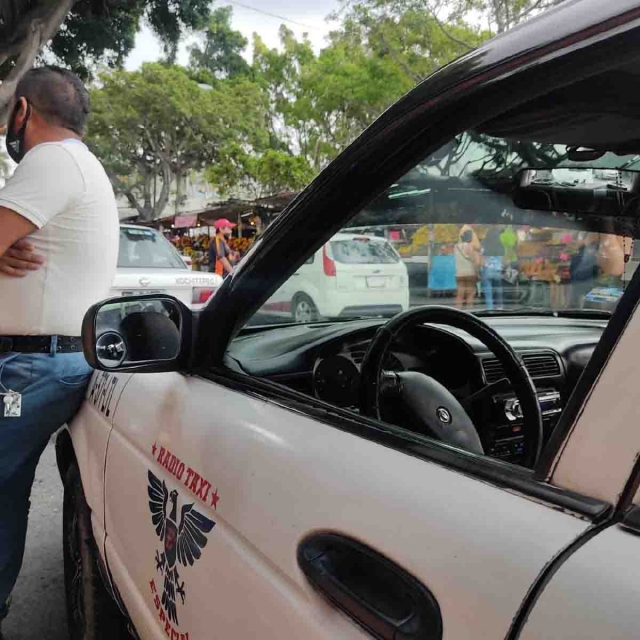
[111,225,222,309]
[264,233,409,322]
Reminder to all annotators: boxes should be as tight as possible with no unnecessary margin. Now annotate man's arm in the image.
[221,241,234,274]
[220,256,234,274]
[0,238,45,277]
[0,206,37,258]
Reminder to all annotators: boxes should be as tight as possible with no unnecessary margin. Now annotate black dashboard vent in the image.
[482,352,561,383]
[521,353,562,378]
[481,358,506,384]
[349,346,368,365]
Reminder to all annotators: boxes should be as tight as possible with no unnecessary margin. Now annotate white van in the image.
[265,233,410,322]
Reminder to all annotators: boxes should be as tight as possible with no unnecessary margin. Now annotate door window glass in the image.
[248,132,639,327]
[231,129,640,467]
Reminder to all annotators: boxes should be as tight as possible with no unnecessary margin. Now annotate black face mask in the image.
[6,102,31,164]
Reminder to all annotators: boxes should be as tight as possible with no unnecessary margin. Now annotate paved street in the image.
[3,439,68,640]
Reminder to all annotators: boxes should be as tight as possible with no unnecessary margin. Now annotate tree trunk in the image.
[151,161,172,222]
[0,0,77,123]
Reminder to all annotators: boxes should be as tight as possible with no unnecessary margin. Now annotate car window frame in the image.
[194,15,640,521]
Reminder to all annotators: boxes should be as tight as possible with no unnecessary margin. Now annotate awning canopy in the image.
[198,200,253,227]
[127,190,301,230]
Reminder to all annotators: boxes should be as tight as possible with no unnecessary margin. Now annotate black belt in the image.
[0,335,82,354]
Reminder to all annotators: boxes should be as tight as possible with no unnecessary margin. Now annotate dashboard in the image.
[228,315,607,464]
[311,326,481,408]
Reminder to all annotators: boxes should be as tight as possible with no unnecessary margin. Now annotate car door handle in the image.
[298,533,442,640]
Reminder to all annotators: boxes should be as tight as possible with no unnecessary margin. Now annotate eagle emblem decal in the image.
[148,470,215,625]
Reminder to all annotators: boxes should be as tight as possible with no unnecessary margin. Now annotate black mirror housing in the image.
[82,294,193,373]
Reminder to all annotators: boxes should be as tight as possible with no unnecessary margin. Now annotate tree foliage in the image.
[0,0,210,120]
[250,10,485,175]
[339,0,567,47]
[188,7,251,81]
[206,148,315,200]
[87,63,266,221]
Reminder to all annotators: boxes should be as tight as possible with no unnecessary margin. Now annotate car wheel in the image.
[63,465,131,640]
[292,294,318,323]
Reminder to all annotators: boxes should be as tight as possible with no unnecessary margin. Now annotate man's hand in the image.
[0,239,45,277]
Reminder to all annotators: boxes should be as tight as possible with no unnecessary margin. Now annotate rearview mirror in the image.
[82,294,192,372]
[513,167,640,216]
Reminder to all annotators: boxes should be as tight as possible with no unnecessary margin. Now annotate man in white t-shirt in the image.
[0,66,119,627]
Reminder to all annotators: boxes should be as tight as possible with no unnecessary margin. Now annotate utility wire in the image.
[226,0,324,31]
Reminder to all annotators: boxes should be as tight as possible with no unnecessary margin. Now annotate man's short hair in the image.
[15,66,90,136]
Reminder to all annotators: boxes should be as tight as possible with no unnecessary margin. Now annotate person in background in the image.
[500,225,519,265]
[250,212,265,238]
[208,218,236,278]
[459,223,480,251]
[0,66,119,629]
[481,227,505,309]
[597,232,626,281]
[455,229,482,308]
[569,232,599,308]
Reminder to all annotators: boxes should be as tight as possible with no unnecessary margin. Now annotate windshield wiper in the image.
[474,307,611,319]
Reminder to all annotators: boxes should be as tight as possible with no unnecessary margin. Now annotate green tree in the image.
[253,26,409,171]
[337,6,488,83]
[0,0,210,120]
[252,13,484,172]
[87,63,266,221]
[206,147,315,199]
[189,7,251,80]
[252,28,317,161]
[339,0,567,47]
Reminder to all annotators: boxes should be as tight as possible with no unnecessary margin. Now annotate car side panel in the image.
[520,526,640,639]
[103,533,168,639]
[104,372,589,639]
[294,258,330,316]
[68,371,133,528]
[103,380,366,639]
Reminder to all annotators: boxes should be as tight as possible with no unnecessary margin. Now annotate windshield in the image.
[250,131,640,326]
[118,227,186,270]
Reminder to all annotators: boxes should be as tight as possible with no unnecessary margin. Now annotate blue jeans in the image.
[482,257,504,309]
[0,351,92,620]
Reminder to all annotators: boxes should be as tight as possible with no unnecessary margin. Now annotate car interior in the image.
[224,58,640,470]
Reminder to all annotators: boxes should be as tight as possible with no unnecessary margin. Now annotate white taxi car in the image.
[56,2,640,638]
[113,225,221,308]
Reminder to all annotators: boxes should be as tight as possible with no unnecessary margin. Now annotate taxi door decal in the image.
[148,470,216,633]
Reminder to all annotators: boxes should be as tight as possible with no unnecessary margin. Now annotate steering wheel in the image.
[359,306,543,468]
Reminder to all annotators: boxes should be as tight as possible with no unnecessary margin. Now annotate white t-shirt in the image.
[0,140,119,335]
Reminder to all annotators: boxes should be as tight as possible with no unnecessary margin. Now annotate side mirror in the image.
[82,294,192,372]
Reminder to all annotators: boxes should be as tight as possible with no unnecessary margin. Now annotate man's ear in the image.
[9,97,29,132]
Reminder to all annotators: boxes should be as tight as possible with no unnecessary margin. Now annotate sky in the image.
[125,0,341,71]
